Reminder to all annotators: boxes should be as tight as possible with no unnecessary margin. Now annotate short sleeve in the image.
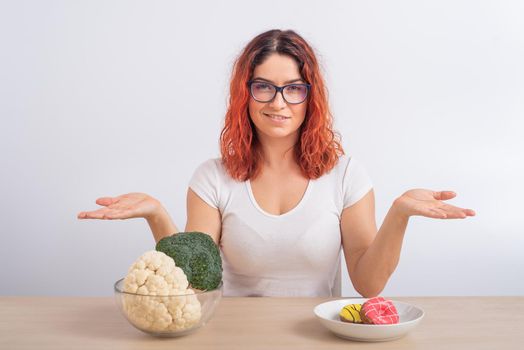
[188,159,220,209]
[342,157,373,208]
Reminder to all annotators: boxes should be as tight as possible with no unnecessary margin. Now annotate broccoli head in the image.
[155,232,222,291]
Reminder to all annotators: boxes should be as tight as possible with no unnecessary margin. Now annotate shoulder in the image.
[321,154,352,180]
[191,157,238,186]
[195,157,221,169]
[331,154,372,184]
[193,157,225,176]
[338,155,373,208]
[340,155,367,179]
[188,158,226,209]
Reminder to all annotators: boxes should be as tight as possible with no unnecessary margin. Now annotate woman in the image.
[78,29,475,297]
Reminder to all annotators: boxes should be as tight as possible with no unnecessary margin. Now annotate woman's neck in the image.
[257,133,299,171]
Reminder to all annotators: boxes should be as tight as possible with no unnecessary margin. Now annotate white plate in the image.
[314,298,424,342]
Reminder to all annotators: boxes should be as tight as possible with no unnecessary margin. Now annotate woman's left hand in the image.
[393,189,476,219]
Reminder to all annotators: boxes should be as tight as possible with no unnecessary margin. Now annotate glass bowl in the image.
[114,278,223,337]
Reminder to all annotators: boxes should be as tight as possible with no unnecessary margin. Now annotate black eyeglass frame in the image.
[247,80,311,105]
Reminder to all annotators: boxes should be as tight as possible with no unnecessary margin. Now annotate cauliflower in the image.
[121,250,202,332]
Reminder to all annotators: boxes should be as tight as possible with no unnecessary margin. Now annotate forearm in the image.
[146,206,179,244]
[352,201,409,297]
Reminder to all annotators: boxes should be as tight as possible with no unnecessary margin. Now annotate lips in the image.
[264,113,291,121]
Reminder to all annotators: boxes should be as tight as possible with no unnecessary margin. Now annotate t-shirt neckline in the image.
[245,178,313,218]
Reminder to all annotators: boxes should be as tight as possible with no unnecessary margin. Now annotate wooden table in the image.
[1,296,522,349]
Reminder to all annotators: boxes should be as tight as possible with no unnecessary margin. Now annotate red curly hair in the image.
[220,29,344,181]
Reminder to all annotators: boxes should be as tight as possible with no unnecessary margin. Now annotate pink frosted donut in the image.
[360,297,400,325]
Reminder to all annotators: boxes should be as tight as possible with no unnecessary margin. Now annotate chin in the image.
[257,127,299,140]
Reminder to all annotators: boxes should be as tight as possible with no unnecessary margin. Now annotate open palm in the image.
[395,189,476,219]
[77,192,160,220]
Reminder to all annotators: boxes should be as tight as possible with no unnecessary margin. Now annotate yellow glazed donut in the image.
[339,304,363,323]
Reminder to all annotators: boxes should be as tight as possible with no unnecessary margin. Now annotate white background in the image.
[1,0,523,296]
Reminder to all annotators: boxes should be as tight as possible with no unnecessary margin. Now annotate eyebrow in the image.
[252,77,305,84]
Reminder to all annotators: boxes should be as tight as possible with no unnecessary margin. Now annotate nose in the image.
[268,90,287,109]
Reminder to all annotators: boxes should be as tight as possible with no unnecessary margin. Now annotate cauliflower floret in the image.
[124,250,189,294]
[121,250,202,333]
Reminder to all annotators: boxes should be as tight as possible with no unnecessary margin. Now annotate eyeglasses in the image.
[248,80,311,104]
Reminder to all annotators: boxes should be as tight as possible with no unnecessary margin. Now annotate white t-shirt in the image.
[188,155,373,297]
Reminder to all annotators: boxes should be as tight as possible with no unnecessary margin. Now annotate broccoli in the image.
[156,232,222,291]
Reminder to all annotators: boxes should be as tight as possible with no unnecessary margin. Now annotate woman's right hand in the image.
[77,192,162,221]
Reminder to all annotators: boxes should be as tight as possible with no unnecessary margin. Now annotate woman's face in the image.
[248,53,308,144]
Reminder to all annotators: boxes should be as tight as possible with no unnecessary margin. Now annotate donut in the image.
[360,297,399,325]
[339,303,363,323]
